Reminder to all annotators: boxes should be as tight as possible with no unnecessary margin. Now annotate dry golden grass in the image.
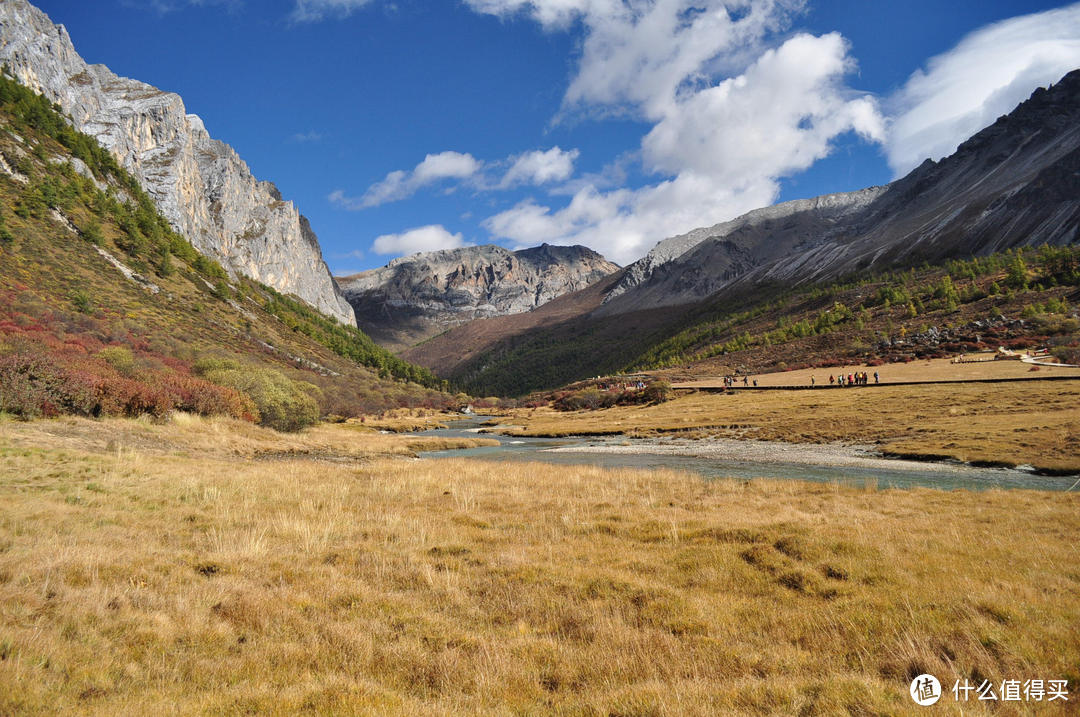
[667,354,1080,387]
[0,416,1078,714]
[507,380,1080,473]
[0,412,497,462]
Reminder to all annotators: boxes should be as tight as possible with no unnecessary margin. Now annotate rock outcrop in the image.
[337,244,619,350]
[0,0,355,324]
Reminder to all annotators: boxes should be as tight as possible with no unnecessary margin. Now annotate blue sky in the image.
[33,0,1080,272]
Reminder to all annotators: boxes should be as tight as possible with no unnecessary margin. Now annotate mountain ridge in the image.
[0,0,355,324]
[337,243,619,351]
[601,69,1080,316]
[406,69,1080,394]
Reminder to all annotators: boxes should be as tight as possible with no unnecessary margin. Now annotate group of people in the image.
[597,380,647,391]
[715,371,878,389]
[827,371,877,386]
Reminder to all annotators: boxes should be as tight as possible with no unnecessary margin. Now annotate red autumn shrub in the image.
[0,340,255,422]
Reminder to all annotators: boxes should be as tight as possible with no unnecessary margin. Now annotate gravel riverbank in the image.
[544,435,991,474]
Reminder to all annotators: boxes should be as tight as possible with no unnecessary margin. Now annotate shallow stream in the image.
[416,417,1078,492]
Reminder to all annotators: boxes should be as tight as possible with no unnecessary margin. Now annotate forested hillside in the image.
[0,72,455,428]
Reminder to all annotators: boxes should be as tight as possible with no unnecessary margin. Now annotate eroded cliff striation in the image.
[0,0,355,324]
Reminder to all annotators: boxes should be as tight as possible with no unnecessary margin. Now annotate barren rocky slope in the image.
[604,70,1080,315]
[0,0,354,324]
[337,243,618,350]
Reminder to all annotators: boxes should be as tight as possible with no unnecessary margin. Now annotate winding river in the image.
[416,417,1079,492]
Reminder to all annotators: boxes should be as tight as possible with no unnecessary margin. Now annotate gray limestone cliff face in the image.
[337,244,619,350]
[0,0,355,324]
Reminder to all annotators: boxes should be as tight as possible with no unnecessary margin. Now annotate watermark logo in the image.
[911,674,942,706]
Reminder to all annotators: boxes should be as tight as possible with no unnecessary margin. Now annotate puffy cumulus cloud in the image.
[291,0,372,23]
[886,2,1080,176]
[332,151,481,209]
[483,30,882,265]
[411,151,482,184]
[463,1,883,264]
[642,33,884,181]
[563,0,800,120]
[372,225,469,255]
[485,172,777,265]
[333,147,581,211]
[500,147,580,187]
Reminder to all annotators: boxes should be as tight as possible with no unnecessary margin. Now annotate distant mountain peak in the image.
[336,244,619,351]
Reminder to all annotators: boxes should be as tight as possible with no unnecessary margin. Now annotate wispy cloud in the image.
[290,0,372,23]
[124,0,243,14]
[884,2,1080,176]
[290,130,325,143]
[330,151,482,209]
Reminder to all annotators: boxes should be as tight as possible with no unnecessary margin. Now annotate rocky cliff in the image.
[337,244,619,350]
[601,69,1080,315]
[0,0,355,324]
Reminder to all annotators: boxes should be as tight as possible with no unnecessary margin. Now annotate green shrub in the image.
[198,363,321,432]
[69,289,92,314]
[0,209,12,243]
[641,380,673,404]
[97,345,135,376]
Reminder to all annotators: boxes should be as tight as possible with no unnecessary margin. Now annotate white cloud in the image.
[291,0,371,23]
[372,225,469,255]
[483,29,882,265]
[463,0,591,30]
[332,151,482,209]
[466,0,802,120]
[412,151,481,184]
[886,2,1080,176]
[333,146,582,211]
[460,1,884,265]
[642,33,884,182]
[485,172,777,265]
[500,147,580,187]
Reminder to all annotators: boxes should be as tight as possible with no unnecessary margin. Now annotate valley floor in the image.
[661,353,1080,387]
[0,414,1077,714]
[505,375,1080,474]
